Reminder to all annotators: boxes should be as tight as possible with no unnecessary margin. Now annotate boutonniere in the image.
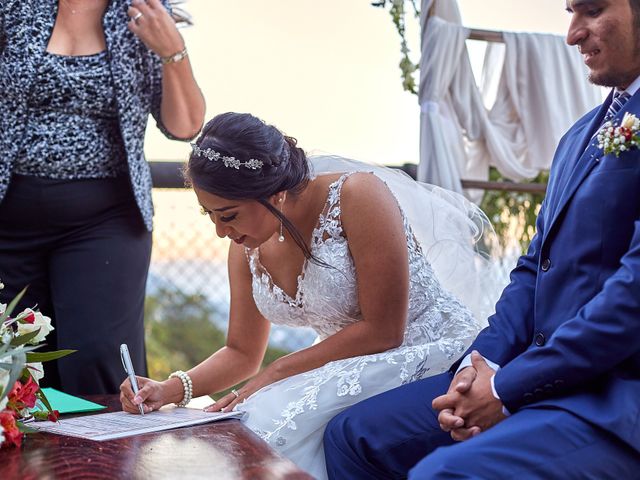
[597,112,640,157]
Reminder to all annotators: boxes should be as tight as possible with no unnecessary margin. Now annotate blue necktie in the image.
[603,91,631,124]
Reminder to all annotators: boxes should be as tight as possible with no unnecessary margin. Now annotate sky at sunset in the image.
[145,0,574,166]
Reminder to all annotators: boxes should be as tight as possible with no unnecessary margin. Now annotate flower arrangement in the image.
[0,281,74,448]
[597,112,640,157]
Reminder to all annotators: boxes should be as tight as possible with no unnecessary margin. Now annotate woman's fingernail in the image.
[134,395,142,404]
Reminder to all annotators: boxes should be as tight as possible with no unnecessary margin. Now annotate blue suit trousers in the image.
[324,372,640,479]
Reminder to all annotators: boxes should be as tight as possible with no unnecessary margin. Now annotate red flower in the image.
[47,410,60,422]
[0,410,22,448]
[8,377,40,411]
[22,311,36,324]
[620,126,633,141]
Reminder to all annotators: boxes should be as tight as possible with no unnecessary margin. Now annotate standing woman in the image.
[0,0,205,394]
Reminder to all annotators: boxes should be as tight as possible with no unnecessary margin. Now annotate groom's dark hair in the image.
[185,112,325,265]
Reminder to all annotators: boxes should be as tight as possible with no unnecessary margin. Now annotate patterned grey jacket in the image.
[0,0,185,231]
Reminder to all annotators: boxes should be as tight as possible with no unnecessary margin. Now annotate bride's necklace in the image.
[60,0,105,15]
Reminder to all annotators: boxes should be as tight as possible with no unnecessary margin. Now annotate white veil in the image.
[309,155,503,325]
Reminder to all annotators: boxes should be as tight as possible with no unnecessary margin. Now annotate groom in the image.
[323,1,640,478]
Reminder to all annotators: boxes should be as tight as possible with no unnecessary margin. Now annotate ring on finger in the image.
[231,389,240,399]
[132,12,143,22]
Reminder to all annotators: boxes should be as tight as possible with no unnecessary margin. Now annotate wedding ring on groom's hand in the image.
[231,389,240,399]
[132,12,143,23]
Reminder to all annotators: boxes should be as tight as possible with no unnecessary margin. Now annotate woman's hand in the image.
[120,375,171,414]
[204,366,280,413]
[127,0,185,58]
[127,0,205,139]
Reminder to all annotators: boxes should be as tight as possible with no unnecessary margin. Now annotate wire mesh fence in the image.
[148,184,317,352]
[150,187,230,310]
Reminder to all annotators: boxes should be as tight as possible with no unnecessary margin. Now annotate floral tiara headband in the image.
[190,143,264,170]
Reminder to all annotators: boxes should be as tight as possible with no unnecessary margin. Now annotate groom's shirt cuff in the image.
[490,374,511,416]
[456,354,511,416]
[455,353,500,373]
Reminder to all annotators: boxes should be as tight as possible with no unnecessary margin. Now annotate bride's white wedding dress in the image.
[236,172,483,479]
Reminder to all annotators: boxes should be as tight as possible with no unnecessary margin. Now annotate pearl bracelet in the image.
[168,370,193,407]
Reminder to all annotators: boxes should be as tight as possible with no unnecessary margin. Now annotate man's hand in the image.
[432,363,482,441]
[435,351,507,441]
[433,351,507,441]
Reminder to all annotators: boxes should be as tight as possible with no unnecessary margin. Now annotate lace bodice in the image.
[247,173,478,347]
[241,172,482,478]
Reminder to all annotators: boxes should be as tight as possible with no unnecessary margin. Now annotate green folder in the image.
[37,387,107,414]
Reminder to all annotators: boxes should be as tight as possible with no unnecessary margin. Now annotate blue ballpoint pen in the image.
[120,343,145,416]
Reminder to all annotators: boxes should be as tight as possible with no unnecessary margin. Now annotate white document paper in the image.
[29,406,244,441]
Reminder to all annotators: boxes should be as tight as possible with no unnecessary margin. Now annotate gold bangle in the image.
[161,47,188,65]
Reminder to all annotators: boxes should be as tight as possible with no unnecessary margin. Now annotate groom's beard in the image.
[591,74,639,89]
[590,61,640,89]
[589,21,640,88]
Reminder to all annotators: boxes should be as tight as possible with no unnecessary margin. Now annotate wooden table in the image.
[0,395,313,479]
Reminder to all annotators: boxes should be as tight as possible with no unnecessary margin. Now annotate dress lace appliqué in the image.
[240,173,480,479]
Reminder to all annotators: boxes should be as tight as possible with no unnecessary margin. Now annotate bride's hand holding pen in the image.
[120,376,179,414]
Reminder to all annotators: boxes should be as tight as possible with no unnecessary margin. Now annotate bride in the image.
[120,112,495,478]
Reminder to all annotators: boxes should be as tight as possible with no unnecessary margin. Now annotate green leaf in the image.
[36,388,54,413]
[2,351,26,399]
[2,344,40,357]
[18,422,38,434]
[26,349,76,363]
[31,410,50,421]
[0,286,28,323]
[10,328,41,347]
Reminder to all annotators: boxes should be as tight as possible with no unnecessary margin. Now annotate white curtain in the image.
[418,1,474,193]
[485,32,602,175]
[418,0,601,192]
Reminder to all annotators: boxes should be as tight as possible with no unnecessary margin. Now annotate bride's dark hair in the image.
[184,112,321,263]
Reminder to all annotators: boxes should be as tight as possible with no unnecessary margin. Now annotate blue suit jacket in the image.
[456,89,640,452]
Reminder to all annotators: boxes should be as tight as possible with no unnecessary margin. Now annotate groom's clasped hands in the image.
[432,351,506,441]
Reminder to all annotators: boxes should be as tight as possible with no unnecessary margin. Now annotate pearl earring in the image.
[278,196,285,243]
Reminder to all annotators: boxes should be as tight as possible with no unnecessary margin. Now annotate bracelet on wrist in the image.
[168,370,193,407]
[161,47,188,65]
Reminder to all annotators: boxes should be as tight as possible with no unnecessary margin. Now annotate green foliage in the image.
[0,286,27,323]
[144,287,289,400]
[480,168,548,253]
[371,0,420,94]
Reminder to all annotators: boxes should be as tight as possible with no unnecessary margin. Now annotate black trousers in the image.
[0,175,151,395]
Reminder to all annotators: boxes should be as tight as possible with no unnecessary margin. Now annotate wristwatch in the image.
[161,47,188,65]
